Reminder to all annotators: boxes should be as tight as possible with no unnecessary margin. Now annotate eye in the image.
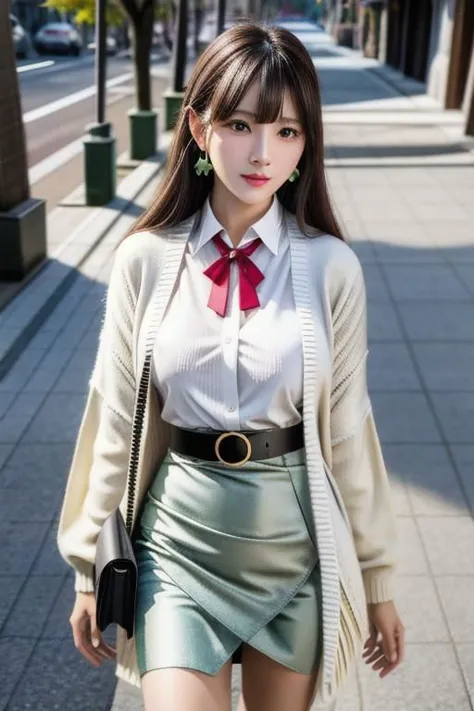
[280,127,300,138]
[228,120,250,132]
[227,120,300,138]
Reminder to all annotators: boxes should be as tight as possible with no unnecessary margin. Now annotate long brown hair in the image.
[130,20,344,241]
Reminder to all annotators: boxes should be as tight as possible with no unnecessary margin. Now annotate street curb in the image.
[0,145,169,381]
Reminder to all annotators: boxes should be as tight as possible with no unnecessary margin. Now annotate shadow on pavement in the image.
[0,230,473,709]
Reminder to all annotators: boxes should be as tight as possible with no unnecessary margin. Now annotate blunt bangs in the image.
[208,48,304,129]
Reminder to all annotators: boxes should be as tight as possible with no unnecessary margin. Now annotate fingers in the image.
[90,613,116,660]
[363,623,378,657]
[396,621,405,665]
[70,613,103,667]
[363,620,405,679]
[70,612,113,667]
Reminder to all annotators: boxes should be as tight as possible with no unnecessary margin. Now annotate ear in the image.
[187,107,206,152]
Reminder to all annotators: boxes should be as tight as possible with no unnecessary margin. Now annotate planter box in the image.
[0,197,47,280]
[129,109,158,160]
[163,88,185,131]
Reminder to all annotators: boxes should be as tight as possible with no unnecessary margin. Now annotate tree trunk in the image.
[0,3,30,211]
[171,0,188,93]
[193,0,204,54]
[121,0,155,111]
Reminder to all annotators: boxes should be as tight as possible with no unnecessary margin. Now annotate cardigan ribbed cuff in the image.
[74,568,95,593]
[362,567,395,603]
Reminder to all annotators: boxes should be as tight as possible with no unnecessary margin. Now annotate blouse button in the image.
[228,406,235,412]
[225,337,232,344]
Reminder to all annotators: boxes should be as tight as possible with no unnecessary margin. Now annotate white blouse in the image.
[152,195,303,431]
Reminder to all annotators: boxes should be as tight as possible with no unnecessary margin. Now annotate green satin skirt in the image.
[134,447,322,677]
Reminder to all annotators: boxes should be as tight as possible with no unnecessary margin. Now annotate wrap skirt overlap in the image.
[134,447,322,677]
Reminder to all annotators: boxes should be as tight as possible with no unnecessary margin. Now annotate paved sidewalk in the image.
[1,25,474,711]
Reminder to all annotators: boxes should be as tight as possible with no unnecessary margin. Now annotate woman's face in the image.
[190,78,306,206]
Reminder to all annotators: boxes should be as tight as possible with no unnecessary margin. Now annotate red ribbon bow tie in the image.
[203,233,264,317]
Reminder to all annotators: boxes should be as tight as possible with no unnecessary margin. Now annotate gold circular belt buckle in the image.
[214,431,252,468]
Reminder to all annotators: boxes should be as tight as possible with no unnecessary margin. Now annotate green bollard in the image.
[128,109,158,160]
[163,89,185,131]
[83,122,116,206]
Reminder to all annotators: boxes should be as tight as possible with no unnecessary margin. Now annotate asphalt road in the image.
[14,51,175,211]
[18,53,171,169]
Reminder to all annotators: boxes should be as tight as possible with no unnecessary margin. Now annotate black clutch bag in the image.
[92,355,150,640]
[91,353,244,660]
[93,508,137,639]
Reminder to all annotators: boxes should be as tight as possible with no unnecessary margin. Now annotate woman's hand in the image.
[69,591,116,667]
[363,601,404,678]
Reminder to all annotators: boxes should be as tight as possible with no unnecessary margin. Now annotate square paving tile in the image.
[0,393,15,420]
[361,264,391,302]
[53,348,97,394]
[430,392,474,443]
[394,576,450,643]
[0,350,45,395]
[0,577,25,630]
[452,264,474,297]
[457,644,474,707]
[412,343,474,391]
[367,343,421,391]
[359,642,471,710]
[44,574,76,639]
[0,637,36,711]
[367,301,403,341]
[436,577,474,643]
[381,264,471,301]
[22,393,88,444]
[395,518,429,575]
[0,444,13,471]
[382,444,469,516]
[397,302,474,341]
[371,392,441,443]
[418,518,474,574]
[0,392,46,445]
[2,575,64,640]
[0,522,49,576]
[0,443,72,490]
[30,522,69,577]
[449,445,474,514]
[4,637,117,711]
[0,486,62,523]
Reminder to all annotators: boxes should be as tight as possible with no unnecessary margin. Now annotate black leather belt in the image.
[169,422,304,468]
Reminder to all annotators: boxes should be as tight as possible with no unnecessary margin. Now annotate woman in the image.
[58,20,404,711]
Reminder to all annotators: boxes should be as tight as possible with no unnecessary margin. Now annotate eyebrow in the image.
[232,109,302,126]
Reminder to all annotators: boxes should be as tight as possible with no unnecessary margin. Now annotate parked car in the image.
[34,22,83,56]
[88,35,118,56]
[11,14,30,58]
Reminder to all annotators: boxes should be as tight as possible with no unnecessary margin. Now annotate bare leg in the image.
[141,659,233,711]
[237,644,319,711]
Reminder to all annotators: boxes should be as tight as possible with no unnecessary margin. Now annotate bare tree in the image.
[0,3,29,212]
[119,0,156,110]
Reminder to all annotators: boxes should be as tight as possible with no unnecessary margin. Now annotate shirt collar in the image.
[190,195,283,256]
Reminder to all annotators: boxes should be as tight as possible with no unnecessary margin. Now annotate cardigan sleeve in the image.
[330,257,398,604]
[56,242,138,593]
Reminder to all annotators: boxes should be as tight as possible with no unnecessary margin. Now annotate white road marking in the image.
[17,60,55,73]
[29,137,85,186]
[28,90,139,185]
[22,71,133,124]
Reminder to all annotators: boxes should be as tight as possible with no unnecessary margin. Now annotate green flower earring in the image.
[288,167,300,183]
[194,150,213,176]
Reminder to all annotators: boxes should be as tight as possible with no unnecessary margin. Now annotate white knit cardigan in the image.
[57,207,398,705]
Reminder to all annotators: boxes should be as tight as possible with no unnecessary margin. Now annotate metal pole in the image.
[172,0,188,93]
[217,0,225,35]
[95,0,107,124]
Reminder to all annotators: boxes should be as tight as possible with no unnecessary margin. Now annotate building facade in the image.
[378,0,474,133]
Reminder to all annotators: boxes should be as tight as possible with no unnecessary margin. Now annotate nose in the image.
[250,126,271,166]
